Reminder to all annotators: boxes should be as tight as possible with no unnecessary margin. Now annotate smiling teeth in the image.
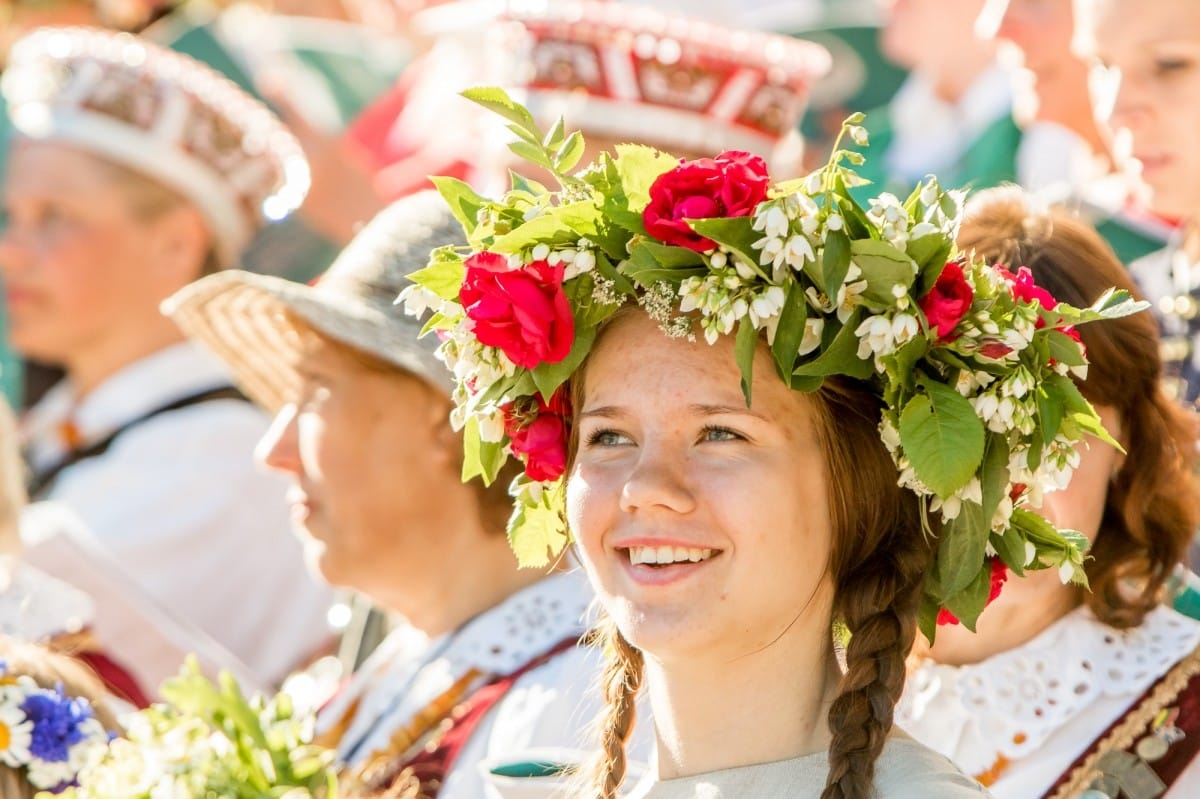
[628,546,715,566]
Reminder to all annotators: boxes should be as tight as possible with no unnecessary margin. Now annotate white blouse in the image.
[898,605,1200,798]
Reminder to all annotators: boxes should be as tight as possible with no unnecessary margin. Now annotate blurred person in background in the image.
[0,26,335,691]
[976,0,1172,266]
[165,190,639,799]
[852,0,1020,198]
[900,185,1200,798]
[1076,0,1200,408]
[289,0,831,246]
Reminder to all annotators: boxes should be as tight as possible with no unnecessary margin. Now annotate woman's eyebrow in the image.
[689,403,770,422]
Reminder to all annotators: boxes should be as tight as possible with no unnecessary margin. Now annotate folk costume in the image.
[625,738,988,799]
[1127,243,1200,406]
[1,27,335,689]
[899,606,1200,798]
[165,190,637,799]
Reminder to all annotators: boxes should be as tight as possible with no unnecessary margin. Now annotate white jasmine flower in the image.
[784,234,815,268]
[857,314,897,359]
[848,125,869,146]
[799,317,825,355]
[826,213,845,232]
[891,313,920,346]
[1058,561,1077,584]
[531,243,550,262]
[753,204,790,239]
[1025,540,1038,567]
[710,250,728,268]
[733,258,758,281]
[920,182,939,207]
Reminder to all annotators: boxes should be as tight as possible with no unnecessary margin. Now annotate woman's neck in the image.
[645,626,841,779]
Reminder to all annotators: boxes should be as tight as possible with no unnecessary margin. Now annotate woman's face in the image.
[1089,0,1200,219]
[568,311,835,663]
[257,336,463,600]
[0,141,166,366]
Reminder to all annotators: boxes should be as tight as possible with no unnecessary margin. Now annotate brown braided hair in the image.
[582,616,645,799]
[957,186,1199,628]
[814,378,932,799]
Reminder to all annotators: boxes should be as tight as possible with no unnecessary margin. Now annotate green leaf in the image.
[735,315,758,406]
[850,238,918,306]
[542,115,566,150]
[770,282,809,384]
[532,321,597,400]
[688,216,769,277]
[625,241,709,287]
[461,416,508,485]
[462,86,540,137]
[978,435,1011,543]
[640,240,708,268]
[508,480,571,568]
[1042,328,1087,367]
[935,499,988,595]
[613,143,679,209]
[938,553,994,632]
[491,201,603,253]
[918,591,942,645]
[1036,374,1067,443]
[406,248,466,301]
[898,380,985,497]
[555,130,586,173]
[908,237,953,291]
[990,525,1028,578]
[431,175,486,236]
[509,170,549,197]
[792,309,875,380]
[508,139,554,170]
[821,230,851,297]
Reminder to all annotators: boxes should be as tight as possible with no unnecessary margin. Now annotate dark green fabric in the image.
[1095,214,1170,267]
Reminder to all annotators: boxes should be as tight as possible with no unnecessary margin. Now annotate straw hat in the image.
[1,26,309,266]
[162,191,462,412]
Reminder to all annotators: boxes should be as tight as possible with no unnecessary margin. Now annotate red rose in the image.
[937,557,1010,626]
[503,389,571,482]
[460,251,574,369]
[643,150,770,252]
[997,265,1059,330]
[920,260,974,341]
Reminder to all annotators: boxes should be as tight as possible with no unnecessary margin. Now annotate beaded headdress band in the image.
[1,26,309,266]
[401,93,1144,636]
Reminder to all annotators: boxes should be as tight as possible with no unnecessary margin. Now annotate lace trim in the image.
[0,561,95,642]
[897,606,1200,765]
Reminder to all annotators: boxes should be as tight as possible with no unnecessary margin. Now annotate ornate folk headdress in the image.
[401,91,1144,637]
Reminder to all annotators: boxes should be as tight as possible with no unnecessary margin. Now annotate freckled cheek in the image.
[566,468,615,570]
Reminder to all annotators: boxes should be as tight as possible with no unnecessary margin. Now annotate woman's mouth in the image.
[625,545,717,566]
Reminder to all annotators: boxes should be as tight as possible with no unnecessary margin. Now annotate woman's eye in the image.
[701,425,743,443]
[584,428,629,447]
[1155,57,1192,76]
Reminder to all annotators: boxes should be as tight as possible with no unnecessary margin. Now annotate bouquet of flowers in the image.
[401,88,1146,640]
[52,659,337,799]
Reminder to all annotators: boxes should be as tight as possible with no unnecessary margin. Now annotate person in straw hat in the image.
[0,26,335,691]
[164,189,639,799]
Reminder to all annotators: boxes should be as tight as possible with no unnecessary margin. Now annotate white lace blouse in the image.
[898,605,1200,798]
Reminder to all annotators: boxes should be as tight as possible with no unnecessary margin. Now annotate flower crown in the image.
[400,88,1145,639]
[0,659,111,794]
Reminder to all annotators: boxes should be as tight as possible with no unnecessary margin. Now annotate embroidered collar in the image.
[897,605,1200,773]
[319,569,592,763]
[21,341,241,468]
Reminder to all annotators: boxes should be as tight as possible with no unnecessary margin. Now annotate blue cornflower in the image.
[20,685,95,763]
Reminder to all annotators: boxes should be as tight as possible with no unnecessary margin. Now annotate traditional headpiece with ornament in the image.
[480,0,831,170]
[400,90,1145,637]
[1,26,310,267]
[0,659,111,794]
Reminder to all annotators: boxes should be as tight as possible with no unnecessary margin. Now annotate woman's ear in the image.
[426,392,462,469]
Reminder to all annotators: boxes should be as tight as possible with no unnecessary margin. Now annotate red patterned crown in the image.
[486,0,831,164]
[1,26,310,266]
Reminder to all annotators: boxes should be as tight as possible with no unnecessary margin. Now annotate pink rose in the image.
[460,251,574,369]
[503,389,571,482]
[997,265,1058,322]
[643,150,771,251]
[937,557,1009,626]
[920,260,974,341]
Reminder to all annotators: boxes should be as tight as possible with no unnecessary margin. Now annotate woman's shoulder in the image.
[875,736,992,797]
